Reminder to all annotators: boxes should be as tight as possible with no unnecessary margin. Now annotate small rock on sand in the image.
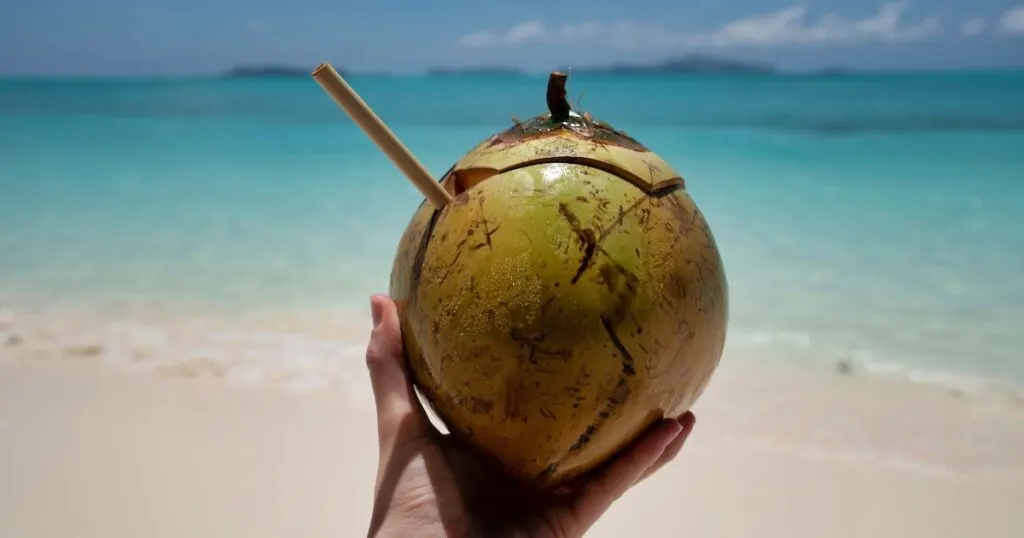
[66,344,104,358]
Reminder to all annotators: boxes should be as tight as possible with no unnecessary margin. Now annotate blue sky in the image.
[2,0,1024,75]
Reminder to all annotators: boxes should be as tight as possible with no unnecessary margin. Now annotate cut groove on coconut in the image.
[445,158,685,197]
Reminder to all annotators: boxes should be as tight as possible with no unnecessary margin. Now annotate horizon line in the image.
[2,65,1024,80]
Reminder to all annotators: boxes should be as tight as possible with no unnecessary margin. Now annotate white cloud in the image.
[457,21,570,48]
[960,17,986,36]
[998,6,1024,34]
[456,2,942,49]
[694,2,940,46]
[456,30,497,48]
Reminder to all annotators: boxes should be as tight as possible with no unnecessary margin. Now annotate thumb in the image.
[365,294,430,448]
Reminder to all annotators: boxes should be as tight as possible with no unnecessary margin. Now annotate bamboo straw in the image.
[311,62,452,209]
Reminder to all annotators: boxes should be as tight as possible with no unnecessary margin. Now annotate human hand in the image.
[364,294,697,538]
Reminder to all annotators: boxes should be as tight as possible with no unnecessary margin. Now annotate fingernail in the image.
[370,296,384,327]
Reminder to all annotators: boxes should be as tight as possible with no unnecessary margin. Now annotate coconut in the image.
[388,72,729,489]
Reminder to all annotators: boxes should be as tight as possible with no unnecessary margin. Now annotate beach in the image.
[2,317,1023,538]
[2,72,1024,536]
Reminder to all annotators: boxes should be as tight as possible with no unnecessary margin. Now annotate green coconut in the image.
[389,72,728,489]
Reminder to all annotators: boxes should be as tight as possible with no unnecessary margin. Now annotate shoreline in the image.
[3,296,1022,401]
[2,298,1023,480]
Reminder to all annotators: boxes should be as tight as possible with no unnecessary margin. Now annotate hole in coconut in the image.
[450,167,501,196]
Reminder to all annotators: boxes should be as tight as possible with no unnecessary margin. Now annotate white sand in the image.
[2,356,1022,538]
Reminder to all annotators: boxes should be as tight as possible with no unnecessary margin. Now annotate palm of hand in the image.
[366,295,696,538]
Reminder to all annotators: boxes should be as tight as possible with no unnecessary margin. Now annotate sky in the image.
[1,0,1024,76]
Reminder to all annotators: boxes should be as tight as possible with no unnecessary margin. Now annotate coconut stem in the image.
[546,71,571,123]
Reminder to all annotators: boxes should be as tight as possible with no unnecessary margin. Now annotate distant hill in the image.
[814,65,852,76]
[425,66,527,77]
[222,55,777,79]
[569,54,776,75]
[223,65,318,78]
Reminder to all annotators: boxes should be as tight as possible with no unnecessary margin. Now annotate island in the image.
[813,65,852,76]
[567,54,776,75]
[424,66,527,77]
[223,65,322,78]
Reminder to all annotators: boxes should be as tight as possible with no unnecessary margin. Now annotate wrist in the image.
[368,518,457,538]
[370,520,479,538]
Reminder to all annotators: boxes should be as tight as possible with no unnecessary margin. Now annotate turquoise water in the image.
[1,72,1023,387]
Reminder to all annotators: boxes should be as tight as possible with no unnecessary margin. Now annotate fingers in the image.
[366,294,430,449]
[569,417,686,527]
[553,413,696,499]
[636,412,696,484]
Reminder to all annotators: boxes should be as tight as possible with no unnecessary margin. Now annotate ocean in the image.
[1,71,1023,399]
